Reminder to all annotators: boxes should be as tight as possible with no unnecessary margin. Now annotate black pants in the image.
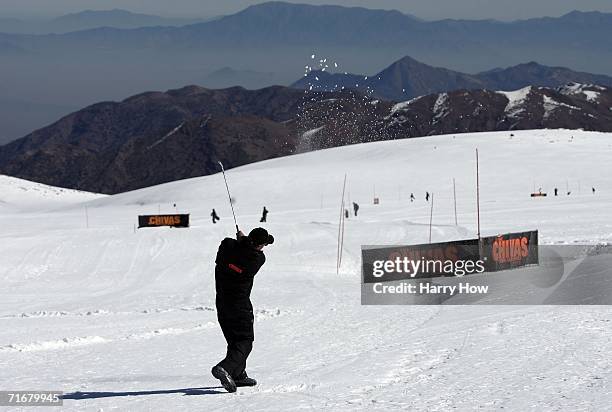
[217,339,253,378]
[216,313,254,378]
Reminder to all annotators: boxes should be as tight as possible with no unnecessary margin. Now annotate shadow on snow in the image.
[63,387,225,400]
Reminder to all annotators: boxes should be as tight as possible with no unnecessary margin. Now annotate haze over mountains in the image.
[0,9,210,34]
[1,83,610,194]
[0,2,611,144]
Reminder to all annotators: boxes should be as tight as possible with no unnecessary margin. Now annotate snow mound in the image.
[0,175,102,211]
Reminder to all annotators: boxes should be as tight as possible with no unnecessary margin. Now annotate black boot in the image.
[234,371,257,387]
[212,365,237,393]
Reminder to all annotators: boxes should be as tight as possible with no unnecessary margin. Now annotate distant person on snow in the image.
[593,187,596,194]
[345,209,349,219]
[554,188,558,196]
[353,202,359,217]
[211,209,220,224]
[212,227,274,393]
[260,206,269,223]
[425,192,430,202]
[410,193,415,202]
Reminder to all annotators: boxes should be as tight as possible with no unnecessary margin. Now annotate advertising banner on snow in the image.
[361,239,481,283]
[479,230,538,272]
[138,214,190,228]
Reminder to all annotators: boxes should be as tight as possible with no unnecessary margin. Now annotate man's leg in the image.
[218,339,252,377]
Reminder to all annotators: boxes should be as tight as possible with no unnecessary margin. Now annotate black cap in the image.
[248,227,274,246]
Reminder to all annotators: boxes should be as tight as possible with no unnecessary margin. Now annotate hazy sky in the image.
[2,0,611,20]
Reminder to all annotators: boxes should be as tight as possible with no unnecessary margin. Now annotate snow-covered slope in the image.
[0,175,103,211]
[1,129,612,410]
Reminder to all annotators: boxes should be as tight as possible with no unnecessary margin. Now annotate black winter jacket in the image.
[214,236,266,340]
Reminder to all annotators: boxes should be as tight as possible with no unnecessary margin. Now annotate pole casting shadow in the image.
[63,387,225,400]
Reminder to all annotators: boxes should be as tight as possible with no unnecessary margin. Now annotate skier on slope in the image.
[211,209,220,224]
[353,202,359,217]
[260,206,269,223]
[211,227,274,393]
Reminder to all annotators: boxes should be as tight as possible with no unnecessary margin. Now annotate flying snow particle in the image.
[311,54,315,59]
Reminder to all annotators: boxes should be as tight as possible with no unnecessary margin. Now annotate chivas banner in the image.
[138,214,190,228]
[362,239,480,283]
[480,230,538,272]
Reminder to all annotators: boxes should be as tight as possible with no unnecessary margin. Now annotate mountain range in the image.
[0,83,610,194]
[292,56,612,101]
[0,9,209,34]
[2,3,611,73]
[2,2,612,145]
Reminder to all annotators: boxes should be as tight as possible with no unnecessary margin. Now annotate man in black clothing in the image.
[353,202,359,217]
[211,227,274,393]
[211,209,220,224]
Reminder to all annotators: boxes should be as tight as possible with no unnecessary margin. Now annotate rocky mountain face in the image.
[292,57,612,101]
[0,86,311,194]
[0,84,610,194]
[296,84,612,150]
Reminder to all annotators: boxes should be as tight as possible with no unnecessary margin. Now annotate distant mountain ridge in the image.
[1,3,611,60]
[0,9,208,34]
[0,83,611,194]
[292,56,612,100]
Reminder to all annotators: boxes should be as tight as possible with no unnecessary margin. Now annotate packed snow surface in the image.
[1,129,612,410]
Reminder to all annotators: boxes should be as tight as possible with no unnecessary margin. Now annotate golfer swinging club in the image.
[211,227,274,392]
[212,161,274,392]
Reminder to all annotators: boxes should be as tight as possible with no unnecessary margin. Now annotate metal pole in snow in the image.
[337,174,347,274]
[428,193,434,243]
[453,178,458,226]
[476,149,481,240]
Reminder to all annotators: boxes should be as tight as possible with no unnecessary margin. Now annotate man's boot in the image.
[234,371,257,387]
[212,365,237,393]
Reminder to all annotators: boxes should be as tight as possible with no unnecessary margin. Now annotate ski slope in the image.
[1,129,612,411]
